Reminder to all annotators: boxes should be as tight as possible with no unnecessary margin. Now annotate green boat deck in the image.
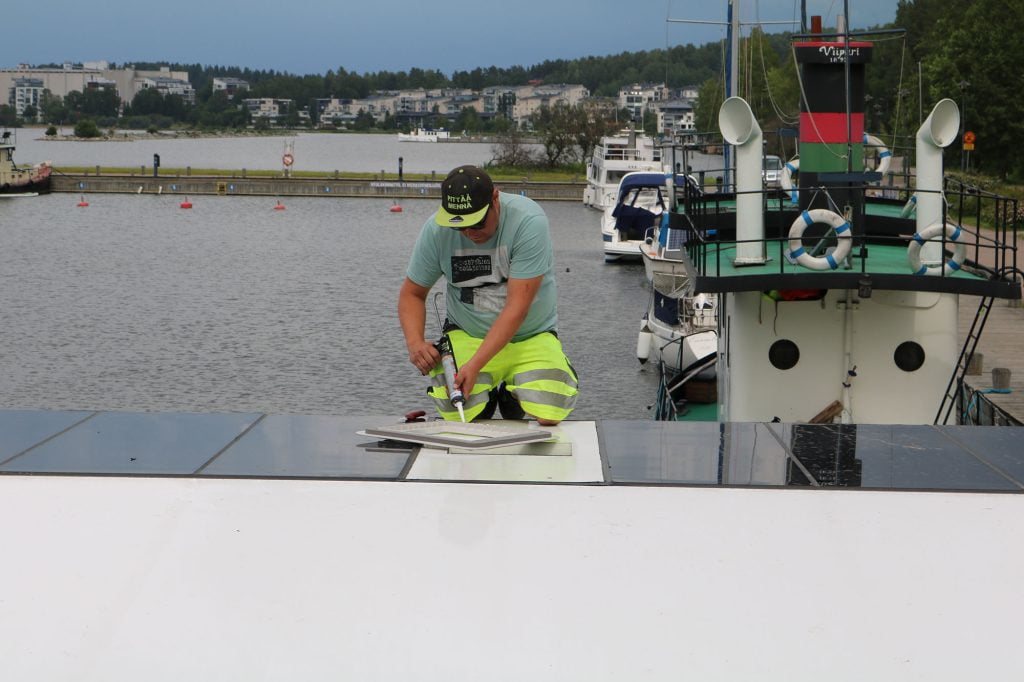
[681,197,1019,298]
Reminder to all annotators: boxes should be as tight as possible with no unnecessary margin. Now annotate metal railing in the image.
[679,180,1019,292]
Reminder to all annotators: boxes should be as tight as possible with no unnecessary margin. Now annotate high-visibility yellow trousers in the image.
[428,329,578,422]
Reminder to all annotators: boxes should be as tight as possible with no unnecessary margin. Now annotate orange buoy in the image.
[77,196,89,207]
[389,203,403,213]
[274,200,286,211]
[180,197,193,209]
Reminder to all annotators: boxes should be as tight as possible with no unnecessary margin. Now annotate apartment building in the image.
[212,77,250,97]
[8,77,44,119]
[618,83,669,120]
[0,64,194,108]
[511,83,591,124]
[137,75,196,105]
[243,98,294,121]
[655,98,696,134]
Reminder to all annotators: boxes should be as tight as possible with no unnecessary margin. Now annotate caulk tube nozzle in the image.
[437,336,465,421]
[441,353,466,423]
[440,352,465,405]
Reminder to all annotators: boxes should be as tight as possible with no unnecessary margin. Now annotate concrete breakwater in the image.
[53,174,585,201]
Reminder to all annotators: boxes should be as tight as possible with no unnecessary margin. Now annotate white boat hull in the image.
[586,167,661,211]
[640,241,688,281]
[603,237,644,261]
[397,128,451,142]
[583,129,663,210]
[719,290,958,424]
[646,318,717,373]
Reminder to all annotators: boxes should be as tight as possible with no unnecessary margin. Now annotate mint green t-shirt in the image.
[406,192,557,341]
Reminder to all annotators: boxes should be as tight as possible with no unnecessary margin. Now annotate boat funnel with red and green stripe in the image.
[793,41,873,215]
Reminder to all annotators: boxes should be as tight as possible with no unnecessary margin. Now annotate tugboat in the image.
[650,18,1021,425]
[0,130,51,196]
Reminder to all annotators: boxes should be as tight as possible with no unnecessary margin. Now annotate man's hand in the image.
[407,340,440,376]
[454,360,481,397]
[399,278,439,375]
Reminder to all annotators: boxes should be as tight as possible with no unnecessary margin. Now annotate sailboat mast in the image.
[724,0,740,190]
[843,0,853,174]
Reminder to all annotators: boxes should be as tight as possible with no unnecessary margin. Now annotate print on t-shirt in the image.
[451,255,493,283]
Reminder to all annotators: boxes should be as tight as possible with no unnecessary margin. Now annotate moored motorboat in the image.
[583,127,662,210]
[397,128,452,142]
[637,176,703,280]
[601,171,667,262]
[639,271,718,372]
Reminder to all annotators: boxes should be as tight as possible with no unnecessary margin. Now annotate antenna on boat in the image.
[666,1,799,192]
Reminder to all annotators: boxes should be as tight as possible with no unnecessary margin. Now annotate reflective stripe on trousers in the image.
[427,330,578,422]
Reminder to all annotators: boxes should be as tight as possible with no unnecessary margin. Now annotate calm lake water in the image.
[0,190,660,420]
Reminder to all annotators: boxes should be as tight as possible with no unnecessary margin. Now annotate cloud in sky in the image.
[4,0,899,75]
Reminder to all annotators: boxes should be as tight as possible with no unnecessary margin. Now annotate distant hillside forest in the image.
[5,0,1022,178]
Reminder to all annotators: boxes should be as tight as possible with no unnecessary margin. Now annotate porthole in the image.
[894,342,926,372]
[769,339,800,370]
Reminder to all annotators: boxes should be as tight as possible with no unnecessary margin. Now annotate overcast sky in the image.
[4,1,899,76]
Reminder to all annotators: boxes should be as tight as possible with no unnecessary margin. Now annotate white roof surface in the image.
[2,472,1021,680]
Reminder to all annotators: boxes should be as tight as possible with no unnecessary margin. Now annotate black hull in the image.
[0,176,51,195]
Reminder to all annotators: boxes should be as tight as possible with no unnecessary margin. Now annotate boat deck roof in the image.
[3,409,1023,679]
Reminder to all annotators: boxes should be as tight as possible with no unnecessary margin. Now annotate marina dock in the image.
[960,297,1024,425]
[51,173,586,201]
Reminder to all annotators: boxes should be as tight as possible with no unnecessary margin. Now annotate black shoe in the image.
[497,383,526,420]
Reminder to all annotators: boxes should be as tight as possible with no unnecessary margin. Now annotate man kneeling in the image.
[398,165,578,425]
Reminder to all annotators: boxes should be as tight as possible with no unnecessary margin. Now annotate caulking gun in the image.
[432,293,466,422]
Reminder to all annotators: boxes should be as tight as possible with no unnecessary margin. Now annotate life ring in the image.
[788,208,852,271]
[899,193,917,218]
[779,158,799,203]
[907,220,967,276]
[863,133,891,177]
[282,153,294,167]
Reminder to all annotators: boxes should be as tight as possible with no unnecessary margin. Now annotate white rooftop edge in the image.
[1,474,1021,680]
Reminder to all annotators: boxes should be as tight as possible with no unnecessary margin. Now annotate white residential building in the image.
[618,82,668,121]
[316,97,356,126]
[513,83,591,124]
[482,85,535,121]
[655,98,696,135]
[212,77,249,97]
[137,75,196,105]
[355,94,397,119]
[0,64,193,106]
[243,97,294,121]
[8,77,44,119]
[445,93,484,116]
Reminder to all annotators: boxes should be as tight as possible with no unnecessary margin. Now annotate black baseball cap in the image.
[436,165,494,228]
